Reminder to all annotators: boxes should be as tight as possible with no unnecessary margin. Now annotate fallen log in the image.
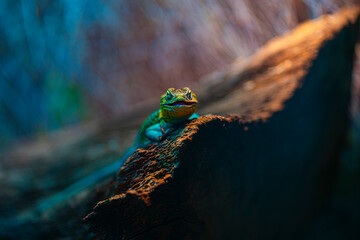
[84,7,360,240]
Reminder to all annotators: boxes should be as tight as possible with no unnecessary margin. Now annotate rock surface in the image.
[84,7,360,240]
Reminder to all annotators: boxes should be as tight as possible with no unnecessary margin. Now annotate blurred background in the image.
[1,0,359,149]
[1,0,360,239]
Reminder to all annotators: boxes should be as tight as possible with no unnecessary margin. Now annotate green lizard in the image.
[135,87,199,145]
[118,87,199,161]
[36,87,199,214]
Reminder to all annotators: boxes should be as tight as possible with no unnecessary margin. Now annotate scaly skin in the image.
[134,87,199,147]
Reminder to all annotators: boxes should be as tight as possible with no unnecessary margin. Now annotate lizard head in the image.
[160,87,198,123]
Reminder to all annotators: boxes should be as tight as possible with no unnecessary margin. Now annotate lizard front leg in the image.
[159,119,168,141]
[144,120,172,142]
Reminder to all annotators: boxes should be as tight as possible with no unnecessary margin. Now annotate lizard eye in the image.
[186,91,192,100]
[166,90,173,100]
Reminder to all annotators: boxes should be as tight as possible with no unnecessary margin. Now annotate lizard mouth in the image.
[164,101,196,107]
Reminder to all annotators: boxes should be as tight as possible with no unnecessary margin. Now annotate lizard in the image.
[35,87,199,214]
[135,87,199,146]
[117,87,199,161]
